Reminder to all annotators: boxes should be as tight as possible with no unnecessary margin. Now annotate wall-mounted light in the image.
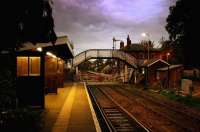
[36,47,42,52]
[52,55,57,58]
[142,68,145,74]
[167,52,170,56]
[46,52,57,58]
[46,52,53,56]
[166,52,170,62]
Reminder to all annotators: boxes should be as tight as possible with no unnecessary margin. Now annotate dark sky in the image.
[53,0,177,54]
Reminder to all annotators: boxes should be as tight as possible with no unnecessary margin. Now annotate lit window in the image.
[59,60,64,72]
[43,10,47,17]
[17,57,28,76]
[17,56,40,76]
[29,57,40,76]
[19,23,23,31]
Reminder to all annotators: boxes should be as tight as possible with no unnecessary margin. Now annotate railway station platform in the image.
[42,83,100,132]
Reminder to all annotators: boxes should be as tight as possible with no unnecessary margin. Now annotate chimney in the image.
[120,41,124,49]
[127,35,131,48]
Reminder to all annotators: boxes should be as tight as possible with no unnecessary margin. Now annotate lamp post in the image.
[141,32,150,60]
[166,52,170,88]
[166,52,170,62]
[112,37,122,73]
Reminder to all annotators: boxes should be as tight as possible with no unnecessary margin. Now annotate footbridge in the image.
[72,49,137,68]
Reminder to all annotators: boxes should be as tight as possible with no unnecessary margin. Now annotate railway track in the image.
[87,86,150,132]
[121,85,200,120]
[106,85,200,132]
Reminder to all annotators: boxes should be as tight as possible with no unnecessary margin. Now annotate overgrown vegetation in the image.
[160,90,200,108]
[0,108,43,132]
[0,55,44,132]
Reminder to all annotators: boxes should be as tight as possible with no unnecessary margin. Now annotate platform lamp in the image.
[167,52,170,88]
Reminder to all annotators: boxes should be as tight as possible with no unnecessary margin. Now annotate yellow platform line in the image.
[84,82,102,132]
[51,83,77,132]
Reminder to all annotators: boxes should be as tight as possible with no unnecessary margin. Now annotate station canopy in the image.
[19,36,74,60]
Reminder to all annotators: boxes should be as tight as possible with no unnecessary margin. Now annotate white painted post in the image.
[76,66,79,76]
[134,70,137,84]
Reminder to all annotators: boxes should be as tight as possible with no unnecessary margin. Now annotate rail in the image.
[88,86,150,132]
[87,87,114,132]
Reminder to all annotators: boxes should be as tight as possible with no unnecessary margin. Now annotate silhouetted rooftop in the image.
[157,64,183,71]
[121,43,161,52]
[138,58,169,67]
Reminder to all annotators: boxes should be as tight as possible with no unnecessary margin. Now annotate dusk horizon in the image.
[53,0,177,54]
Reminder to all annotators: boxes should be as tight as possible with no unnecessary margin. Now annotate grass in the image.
[160,90,200,108]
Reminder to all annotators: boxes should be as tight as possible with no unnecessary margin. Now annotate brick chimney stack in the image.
[127,35,131,48]
[120,41,124,49]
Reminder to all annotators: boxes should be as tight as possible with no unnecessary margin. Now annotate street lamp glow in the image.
[141,33,147,37]
[166,52,170,62]
[141,32,149,37]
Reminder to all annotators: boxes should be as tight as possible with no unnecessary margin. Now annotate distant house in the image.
[121,43,161,60]
[120,35,173,62]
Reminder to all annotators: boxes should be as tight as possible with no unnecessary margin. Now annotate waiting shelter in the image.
[16,36,73,108]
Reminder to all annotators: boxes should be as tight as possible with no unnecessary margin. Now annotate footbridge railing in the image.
[73,49,137,68]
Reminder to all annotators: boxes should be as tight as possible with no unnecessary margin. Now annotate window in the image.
[58,60,64,73]
[29,57,40,76]
[17,57,28,76]
[43,10,47,17]
[17,56,40,76]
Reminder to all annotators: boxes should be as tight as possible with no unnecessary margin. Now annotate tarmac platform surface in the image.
[43,83,100,132]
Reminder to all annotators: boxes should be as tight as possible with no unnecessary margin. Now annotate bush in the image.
[0,108,43,132]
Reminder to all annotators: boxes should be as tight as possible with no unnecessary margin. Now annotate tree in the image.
[79,60,93,71]
[93,59,105,72]
[105,59,115,66]
[1,0,56,51]
[166,0,199,67]
[140,40,154,49]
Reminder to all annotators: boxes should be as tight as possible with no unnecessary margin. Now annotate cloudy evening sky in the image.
[53,0,177,54]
